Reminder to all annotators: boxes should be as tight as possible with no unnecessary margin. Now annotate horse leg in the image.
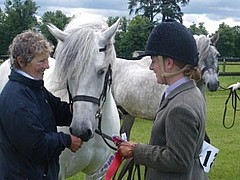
[120,114,135,140]
[118,106,135,140]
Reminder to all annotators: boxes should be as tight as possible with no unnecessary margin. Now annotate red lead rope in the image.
[105,135,126,180]
[105,150,123,180]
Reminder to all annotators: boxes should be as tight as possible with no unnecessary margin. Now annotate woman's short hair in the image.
[9,30,54,69]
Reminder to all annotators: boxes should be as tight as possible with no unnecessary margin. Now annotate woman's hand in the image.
[69,135,83,152]
[118,141,137,159]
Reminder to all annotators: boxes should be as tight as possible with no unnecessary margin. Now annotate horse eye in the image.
[99,46,107,52]
[98,69,105,75]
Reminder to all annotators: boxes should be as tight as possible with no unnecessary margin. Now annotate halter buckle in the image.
[95,108,102,119]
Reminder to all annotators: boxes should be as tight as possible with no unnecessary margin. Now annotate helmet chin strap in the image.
[158,56,191,78]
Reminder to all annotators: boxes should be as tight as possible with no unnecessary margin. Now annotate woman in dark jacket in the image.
[0,30,82,179]
[119,20,208,179]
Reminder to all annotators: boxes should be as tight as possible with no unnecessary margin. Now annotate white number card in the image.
[199,141,219,173]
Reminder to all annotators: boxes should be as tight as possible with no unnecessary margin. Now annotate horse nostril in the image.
[207,81,219,92]
[75,129,93,142]
[87,129,92,137]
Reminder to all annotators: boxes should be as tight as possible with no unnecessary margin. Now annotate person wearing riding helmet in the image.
[118,19,208,179]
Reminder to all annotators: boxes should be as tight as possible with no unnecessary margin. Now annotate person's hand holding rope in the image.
[223,82,240,129]
[228,82,240,91]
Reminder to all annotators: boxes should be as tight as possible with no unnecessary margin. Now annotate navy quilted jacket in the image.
[0,70,72,180]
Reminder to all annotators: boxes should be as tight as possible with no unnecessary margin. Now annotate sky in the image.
[0,0,239,34]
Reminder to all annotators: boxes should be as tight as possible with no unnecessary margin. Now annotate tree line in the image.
[0,0,240,59]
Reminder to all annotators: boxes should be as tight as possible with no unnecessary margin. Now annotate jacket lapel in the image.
[158,80,196,111]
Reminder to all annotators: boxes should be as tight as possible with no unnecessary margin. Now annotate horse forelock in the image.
[52,16,115,90]
[195,35,212,64]
[65,15,108,32]
[53,28,104,89]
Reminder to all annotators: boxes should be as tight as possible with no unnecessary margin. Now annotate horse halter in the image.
[201,65,219,77]
[67,64,117,150]
[67,45,109,108]
[200,44,219,78]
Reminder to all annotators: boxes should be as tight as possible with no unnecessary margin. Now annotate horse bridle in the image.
[200,43,219,78]
[67,64,117,150]
[200,65,219,82]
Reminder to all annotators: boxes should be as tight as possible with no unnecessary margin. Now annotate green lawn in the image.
[67,75,240,179]
[206,76,240,180]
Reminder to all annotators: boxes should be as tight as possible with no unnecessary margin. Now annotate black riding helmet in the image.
[140,19,199,67]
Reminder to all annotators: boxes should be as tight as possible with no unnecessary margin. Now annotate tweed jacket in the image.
[134,80,208,180]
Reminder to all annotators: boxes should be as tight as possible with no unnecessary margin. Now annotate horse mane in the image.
[52,15,109,90]
[194,35,215,63]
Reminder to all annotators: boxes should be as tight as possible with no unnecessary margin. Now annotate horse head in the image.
[47,16,120,142]
[194,33,220,92]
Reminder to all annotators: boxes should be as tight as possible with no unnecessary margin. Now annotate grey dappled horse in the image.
[111,33,220,139]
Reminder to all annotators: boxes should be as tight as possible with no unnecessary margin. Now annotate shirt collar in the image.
[165,77,190,97]
[14,69,36,80]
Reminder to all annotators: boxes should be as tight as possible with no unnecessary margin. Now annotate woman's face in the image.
[149,56,166,84]
[21,53,49,80]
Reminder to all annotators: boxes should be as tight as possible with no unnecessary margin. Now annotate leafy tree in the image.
[161,0,188,23]
[0,0,38,55]
[0,8,8,55]
[116,15,152,58]
[189,22,208,35]
[107,16,130,58]
[233,26,240,57]
[107,16,128,33]
[128,0,189,23]
[128,0,161,23]
[217,23,237,57]
[40,10,71,49]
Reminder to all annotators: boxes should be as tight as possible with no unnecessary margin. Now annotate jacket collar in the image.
[9,70,44,89]
[159,80,196,110]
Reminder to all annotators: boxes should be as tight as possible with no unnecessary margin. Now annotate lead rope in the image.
[222,89,240,129]
[114,158,141,180]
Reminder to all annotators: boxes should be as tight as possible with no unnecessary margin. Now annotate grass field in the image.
[67,66,240,179]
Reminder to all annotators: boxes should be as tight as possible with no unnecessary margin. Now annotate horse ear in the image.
[102,19,120,40]
[210,32,219,46]
[47,23,68,42]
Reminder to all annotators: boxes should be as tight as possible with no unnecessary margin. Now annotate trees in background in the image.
[0,0,71,55]
[40,10,71,48]
[128,0,190,23]
[0,0,240,58]
[217,23,240,57]
[0,0,38,54]
[109,15,152,58]
[189,22,208,35]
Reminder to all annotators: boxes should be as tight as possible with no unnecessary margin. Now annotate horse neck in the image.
[101,89,120,135]
[196,79,207,100]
